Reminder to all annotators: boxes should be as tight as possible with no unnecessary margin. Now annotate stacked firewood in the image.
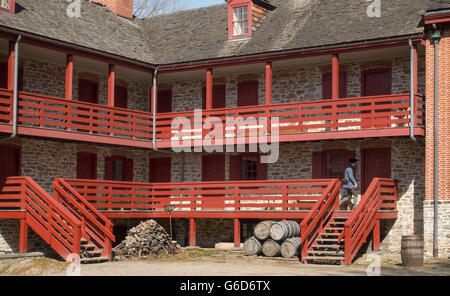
[114,220,181,260]
[244,220,301,258]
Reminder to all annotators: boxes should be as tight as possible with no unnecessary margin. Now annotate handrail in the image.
[1,177,82,260]
[299,179,341,261]
[53,178,115,259]
[340,178,397,264]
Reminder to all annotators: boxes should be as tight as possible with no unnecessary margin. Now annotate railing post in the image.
[344,225,351,264]
[105,223,113,261]
[189,218,196,247]
[233,218,241,249]
[373,219,380,252]
[74,224,81,257]
[19,218,28,253]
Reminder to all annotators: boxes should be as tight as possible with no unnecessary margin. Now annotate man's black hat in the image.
[349,158,358,163]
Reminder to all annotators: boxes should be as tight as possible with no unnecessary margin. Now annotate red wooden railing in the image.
[0,177,82,260]
[53,178,115,259]
[63,179,336,214]
[0,89,153,140]
[0,89,424,146]
[339,178,397,264]
[158,93,425,142]
[299,179,341,262]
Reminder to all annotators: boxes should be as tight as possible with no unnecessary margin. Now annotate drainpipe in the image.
[408,39,416,141]
[11,35,22,138]
[431,25,441,258]
[152,67,158,150]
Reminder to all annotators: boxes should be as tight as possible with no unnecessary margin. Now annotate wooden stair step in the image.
[304,256,344,261]
[324,227,344,231]
[321,232,340,236]
[80,257,109,264]
[312,244,344,249]
[308,250,344,256]
[84,250,103,256]
[81,244,96,250]
[316,238,342,242]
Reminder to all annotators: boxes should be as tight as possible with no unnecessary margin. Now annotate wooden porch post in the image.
[19,219,28,253]
[373,219,380,252]
[65,54,73,100]
[331,54,340,99]
[233,218,241,248]
[265,61,272,105]
[206,68,213,110]
[189,218,196,247]
[7,40,15,90]
[108,64,115,107]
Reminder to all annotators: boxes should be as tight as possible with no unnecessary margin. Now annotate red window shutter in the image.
[257,160,267,181]
[0,63,7,89]
[362,69,392,96]
[105,156,113,180]
[149,158,171,182]
[202,85,226,109]
[115,85,128,109]
[322,72,347,99]
[0,145,21,188]
[157,90,172,113]
[237,80,259,107]
[312,151,324,179]
[76,152,97,179]
[78,79,99,104]
[229,155,240,181]
[124,157,134,182]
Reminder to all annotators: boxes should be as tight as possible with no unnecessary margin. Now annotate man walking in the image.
[340,158,358,210]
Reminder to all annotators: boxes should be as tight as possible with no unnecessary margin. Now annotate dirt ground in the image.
[0,249,449,276]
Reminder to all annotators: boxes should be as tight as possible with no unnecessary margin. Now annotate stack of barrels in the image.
[244,220,301,258]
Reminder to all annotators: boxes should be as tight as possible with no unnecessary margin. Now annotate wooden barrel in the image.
[269,220,301,241]
[262,239,281,257]
[254,221,276,240]
[244,236,262,256]
[401,235,424,267]
[280,237,301,258]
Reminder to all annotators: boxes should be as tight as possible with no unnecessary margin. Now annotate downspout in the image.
[408,39,416,141]
[152,67,158,150]
[431,25,441,258]
[11,35,22,138]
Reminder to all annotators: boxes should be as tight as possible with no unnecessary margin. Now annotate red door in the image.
[0,145,20,188]
[78,79,99,104]
[115,85,128,109]
[76,152,97,179]
[0,63,23,91]
[361,69,392,128]
[157,90,172,113]
[202,85,226,109]
[361,147,391,193]
[149,158,171,182]
[237,80,259,107]
[202,155,225,181]
[322,72,347,99]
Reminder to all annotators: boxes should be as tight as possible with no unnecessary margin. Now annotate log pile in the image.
[114,220,181,260]
[244,220,301,258]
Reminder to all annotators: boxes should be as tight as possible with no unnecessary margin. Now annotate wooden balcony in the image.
[0,89,425,148]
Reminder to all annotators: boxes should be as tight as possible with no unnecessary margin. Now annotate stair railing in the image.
[2,177,82,260]
[299,179,341,262]
[339,178,396,264]
[53,178,115,260]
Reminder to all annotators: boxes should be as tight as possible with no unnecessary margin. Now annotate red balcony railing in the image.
[0,89,424,147]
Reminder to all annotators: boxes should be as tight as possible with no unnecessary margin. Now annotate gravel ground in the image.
[0,249,449,276]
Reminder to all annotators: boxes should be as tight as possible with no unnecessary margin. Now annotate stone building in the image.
[0,0,449,264]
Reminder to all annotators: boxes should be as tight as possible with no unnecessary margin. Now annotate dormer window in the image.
[227,0,276,40]
[0,0,15,14]
[233,6,249,37]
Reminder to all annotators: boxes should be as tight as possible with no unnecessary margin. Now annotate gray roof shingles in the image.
[0,0,449,66]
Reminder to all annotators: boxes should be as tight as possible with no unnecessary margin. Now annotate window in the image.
[0,0,15,13]
[232,6,249,37]
[115,85,128,109]
[241,156,258,180]
[312,150,355,179]
[105,155,133,182]
[229,153,267,181]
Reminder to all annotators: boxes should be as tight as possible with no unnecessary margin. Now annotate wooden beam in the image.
[234,218,241,248]
[265,61,272,105]
[19,219,28,253]
[332,54,340,99]
[189,218,196,247]
[65,54,74,100]
[108,64,115,107]
[7,40,15,90]
[206,68,213,110]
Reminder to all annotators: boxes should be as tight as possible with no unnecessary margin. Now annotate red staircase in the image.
[300,178,397,264]
[0,177,115,263]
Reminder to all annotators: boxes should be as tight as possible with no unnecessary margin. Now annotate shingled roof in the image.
[0,0,154,64]
[0,0,449,66]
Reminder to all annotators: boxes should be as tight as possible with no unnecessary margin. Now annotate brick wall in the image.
[89,0,134,19]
